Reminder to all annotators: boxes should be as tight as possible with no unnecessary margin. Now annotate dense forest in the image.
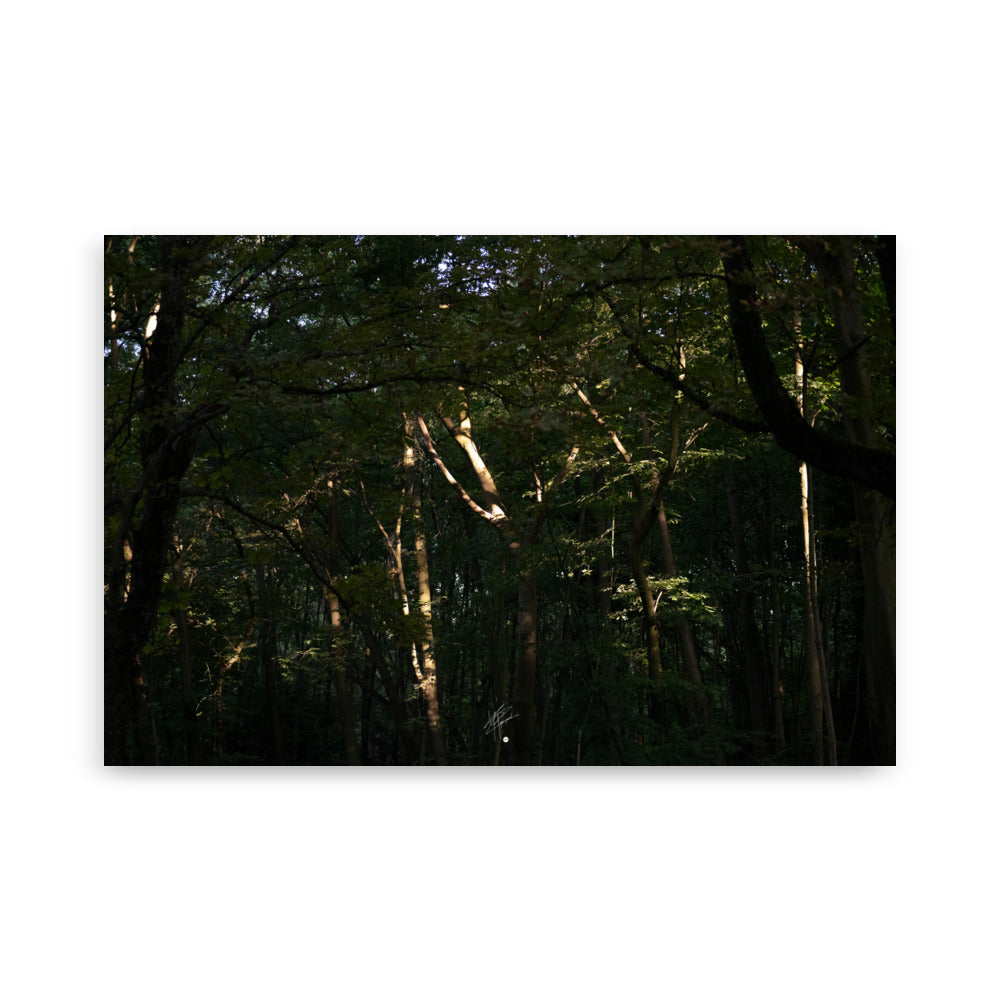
[104,235,895,765]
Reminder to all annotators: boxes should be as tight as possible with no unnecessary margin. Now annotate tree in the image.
[105,234,895,765]
[720,237,895,500]
[105,235,221,763]
[802,236,895,763]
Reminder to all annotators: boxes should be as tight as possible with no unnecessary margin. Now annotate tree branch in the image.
[721,237,895,499]
[595,286,769,434]
[414,413,507,529]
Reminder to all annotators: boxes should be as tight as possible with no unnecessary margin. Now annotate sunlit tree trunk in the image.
[796,346,828,764]
[105,236,136,375]
[800,461,825,765]
[404,415,447,764]
[415,399,577,765]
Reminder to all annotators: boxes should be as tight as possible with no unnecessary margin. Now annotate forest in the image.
[103,235,896,766]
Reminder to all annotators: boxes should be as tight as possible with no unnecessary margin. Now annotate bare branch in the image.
[414,414,504,528]
[435,405,507,520]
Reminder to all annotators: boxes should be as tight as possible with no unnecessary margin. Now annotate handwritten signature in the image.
[484,703,518,738]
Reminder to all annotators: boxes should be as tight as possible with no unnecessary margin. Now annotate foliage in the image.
[104,235,895,765]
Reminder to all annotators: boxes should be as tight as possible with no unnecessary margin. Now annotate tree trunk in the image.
[587,473,621,762]
[574,389,671,731]
[404,416,447,764]
[657,505,715,737]
[807,474,838,767]
[256,564,285,765]
[874,235,896,335]
[104,236,213,764]
[325,590,360,764]
[721,237,895,499]
[361,628,418,764]
[809,237,896,764]
[174,582,200,765]
[628,508,666,727]
[726,478,770,759]
[797,348,827,765]
[510,568,539,765]
[214,625,253,761]
[416,403,578,764]
[763,463,787,756]
[800,462,825,765]
[326,477,361,765]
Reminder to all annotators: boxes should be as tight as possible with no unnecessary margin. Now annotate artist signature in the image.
[484,703,518,738]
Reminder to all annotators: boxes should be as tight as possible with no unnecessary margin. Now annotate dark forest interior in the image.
[104,235,895,765]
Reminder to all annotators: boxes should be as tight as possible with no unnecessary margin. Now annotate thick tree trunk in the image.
[854,519,895,764]
[721,237,895,499]
[104,236,213,764]
[809,237,896,765]
[104,619,148,764]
